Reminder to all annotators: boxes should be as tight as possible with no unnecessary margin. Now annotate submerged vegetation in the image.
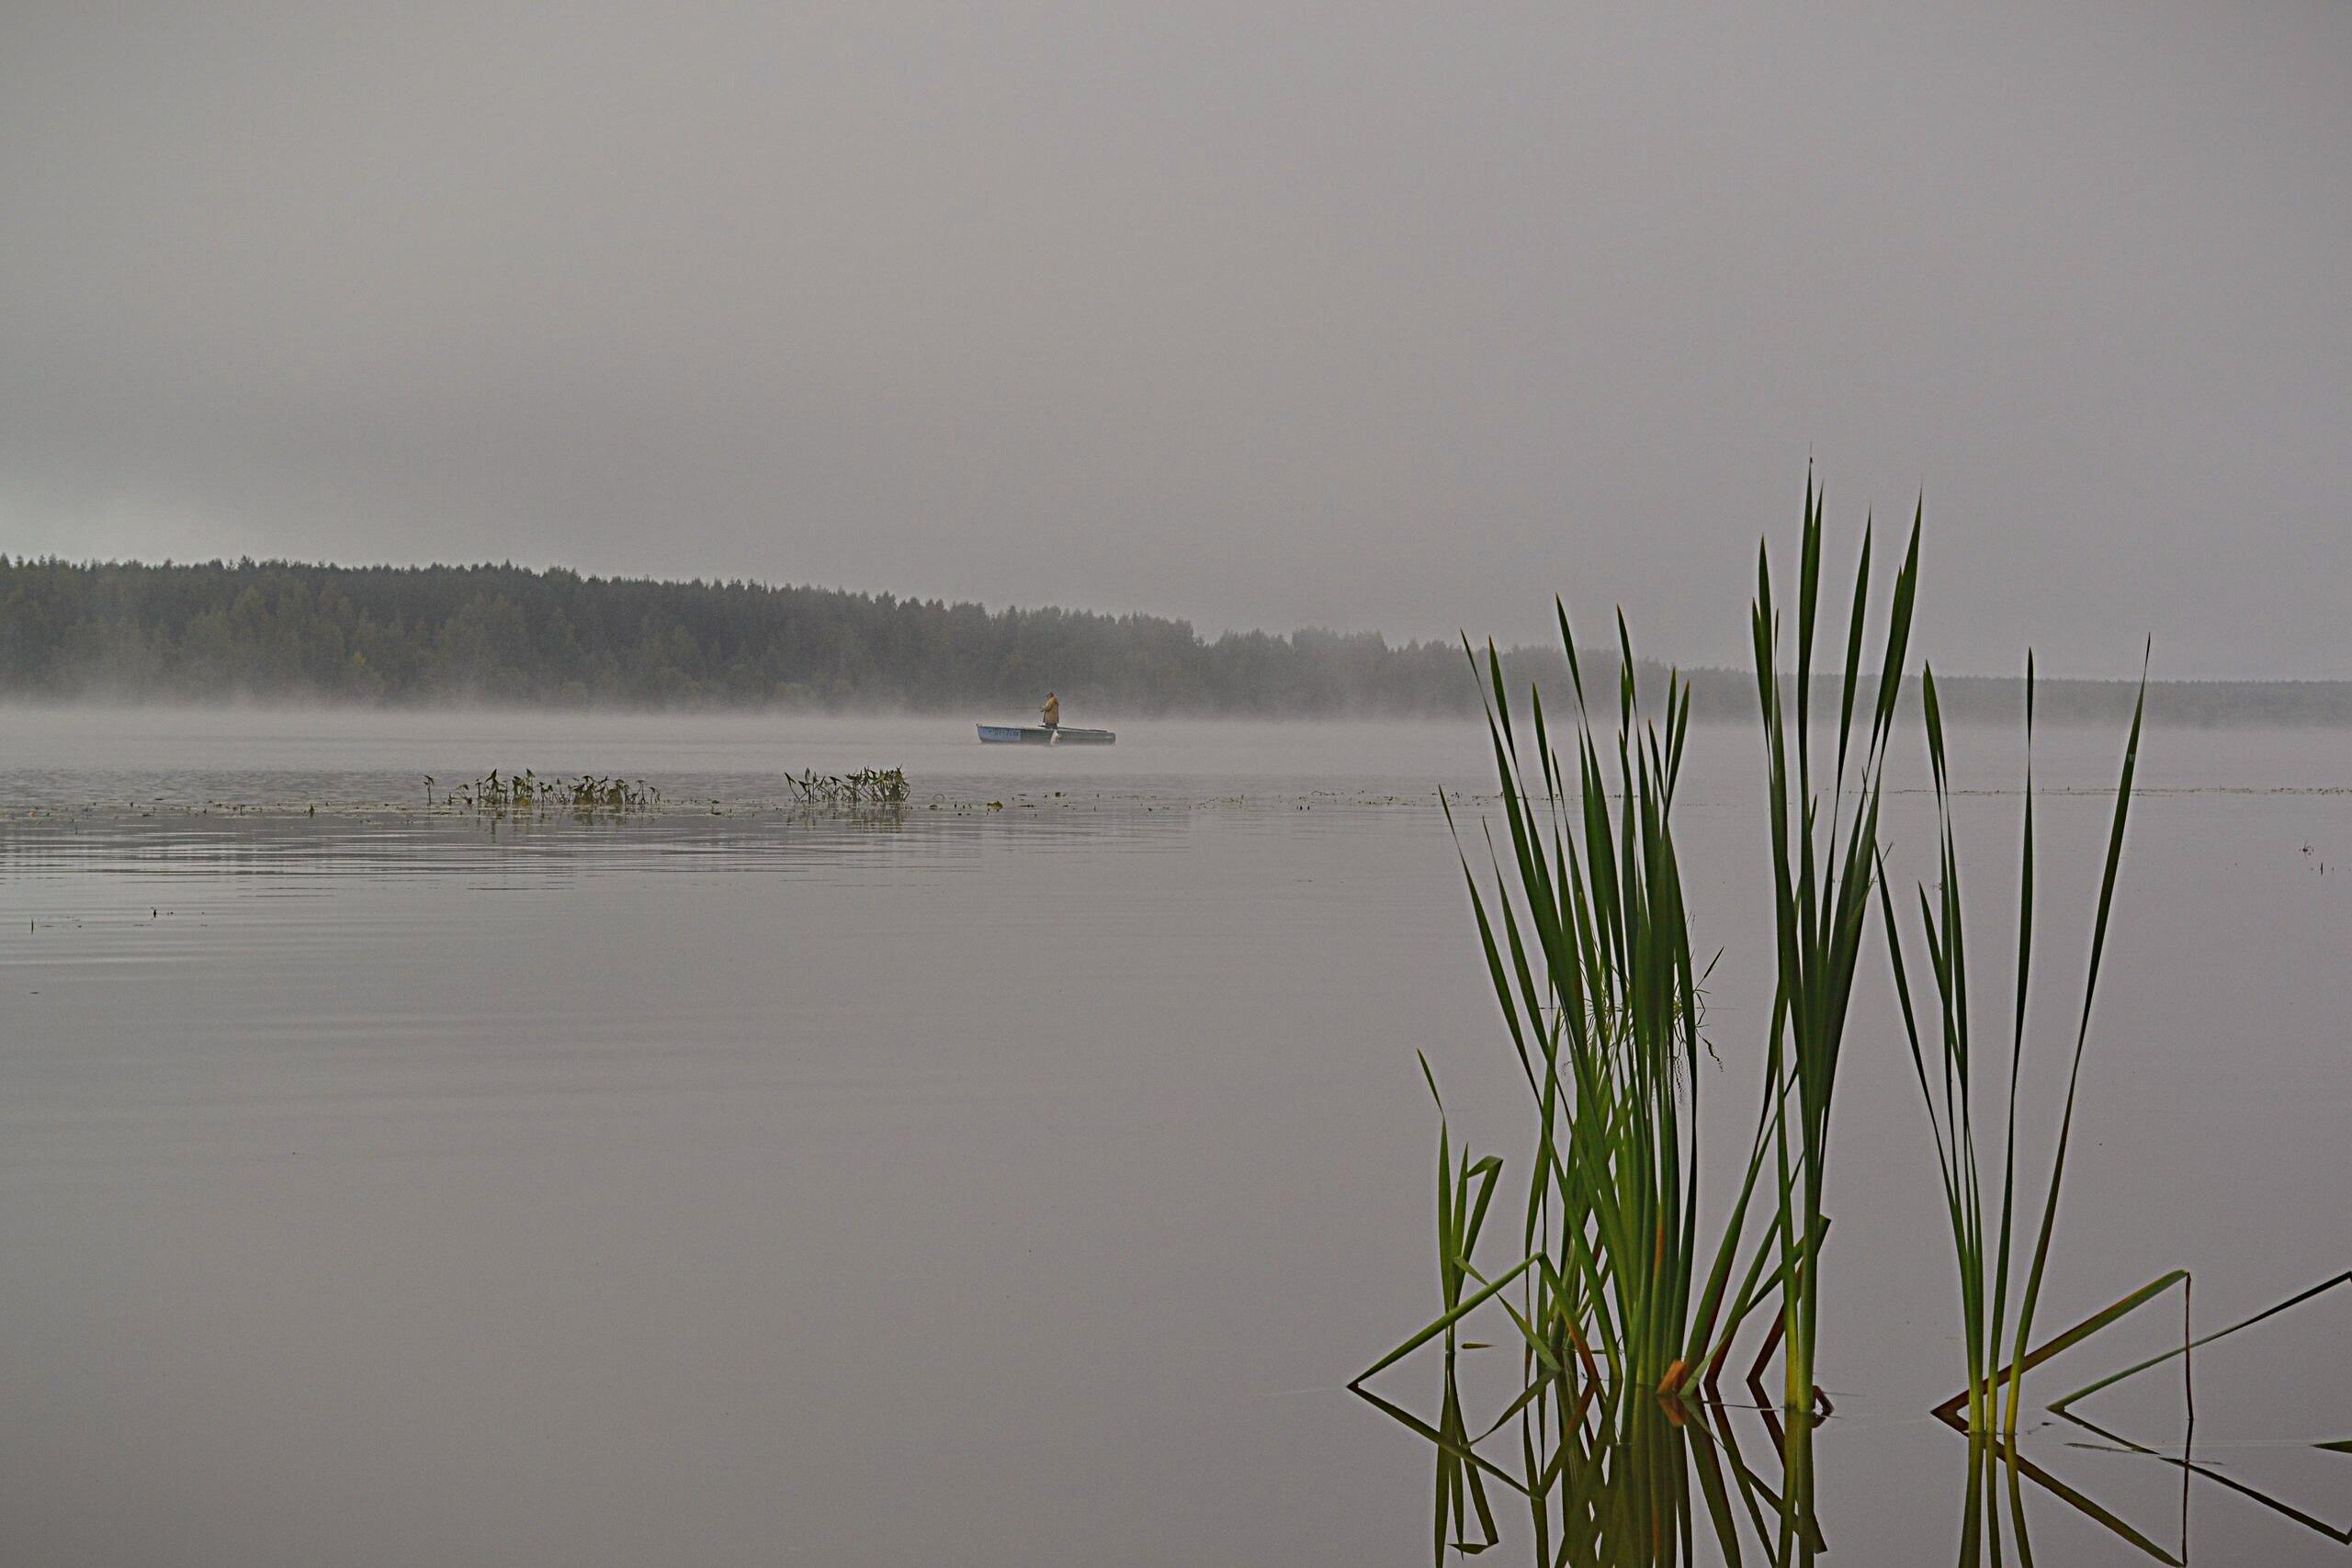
[1360,469,2347,1559]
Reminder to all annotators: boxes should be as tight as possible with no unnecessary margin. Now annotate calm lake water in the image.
[2,707,2346,1565]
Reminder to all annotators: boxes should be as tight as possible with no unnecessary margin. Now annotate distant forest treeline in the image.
[2,556,2345,725]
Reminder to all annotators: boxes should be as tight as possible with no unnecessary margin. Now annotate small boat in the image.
[977,723,1116,745]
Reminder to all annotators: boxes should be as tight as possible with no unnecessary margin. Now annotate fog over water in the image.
[18,701,2352,807]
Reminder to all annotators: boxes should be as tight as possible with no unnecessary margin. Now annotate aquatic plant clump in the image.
[785,768,910,807]
[437,769,661,815]
[425,766,910,816]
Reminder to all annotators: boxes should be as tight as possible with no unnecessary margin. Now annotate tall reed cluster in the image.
[1364,476,1923,1418]
[1361,471,2352,1543]
[1360,468,2191,1438]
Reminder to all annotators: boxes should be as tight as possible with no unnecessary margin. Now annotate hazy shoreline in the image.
[9,558,2352,725]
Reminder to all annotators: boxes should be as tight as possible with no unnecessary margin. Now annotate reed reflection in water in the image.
[1364,1348,2352,1566]
[1363,1316,2352,1568]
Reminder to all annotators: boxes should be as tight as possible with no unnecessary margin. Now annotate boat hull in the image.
[977,724,1115,745]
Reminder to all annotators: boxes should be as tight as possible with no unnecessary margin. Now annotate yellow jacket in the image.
[1042,694,1061,727]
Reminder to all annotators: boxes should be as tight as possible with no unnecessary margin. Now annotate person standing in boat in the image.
[1041,692,1060,730]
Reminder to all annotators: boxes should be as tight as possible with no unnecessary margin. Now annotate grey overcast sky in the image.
[1,3,2346,677]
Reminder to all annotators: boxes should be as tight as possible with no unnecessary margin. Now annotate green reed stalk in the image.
[1751,473,1921,1410]
[1880,654,2148,1431]
[2004,652,2147,1431]
[1411,605,1780,1404]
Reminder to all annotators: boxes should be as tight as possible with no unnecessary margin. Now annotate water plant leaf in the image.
[1935,1269,2187,1427]
[2048,1269,2352,1415]
[1354,1257,1540,1385]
